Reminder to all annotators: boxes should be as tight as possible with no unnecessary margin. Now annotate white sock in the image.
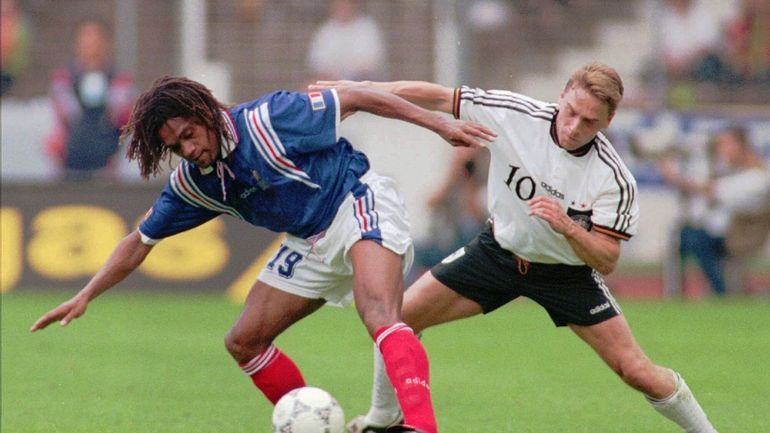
[646,370,718,433]
[363,343,402,426]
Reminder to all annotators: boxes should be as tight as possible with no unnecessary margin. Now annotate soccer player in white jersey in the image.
[30,76,496,433]
[313,63,719,433]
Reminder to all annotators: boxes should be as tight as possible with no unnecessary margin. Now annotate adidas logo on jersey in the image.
[540,181,565,199]
[240,187,258,199]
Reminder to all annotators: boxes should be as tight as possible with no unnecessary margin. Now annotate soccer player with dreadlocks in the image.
[31,75,496,433]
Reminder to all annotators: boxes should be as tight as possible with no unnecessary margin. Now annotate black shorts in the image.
[431,223,621,327]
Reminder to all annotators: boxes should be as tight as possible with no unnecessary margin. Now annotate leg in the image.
[570,315,718,432]
[350,267,482,433]
[350,240,434,433]
[224,279,326,404]
[663,225,684,297]
[350,241,483,433]
[402,271,484,333]
[681,227,727,296]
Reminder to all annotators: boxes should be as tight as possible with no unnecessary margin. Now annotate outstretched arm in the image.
[313,80,456,114]
[333,86,494,148]
[30,230,153,332]
[657,157,713,197]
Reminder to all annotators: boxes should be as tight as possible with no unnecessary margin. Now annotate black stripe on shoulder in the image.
[459,89,556,114]
[459,95,555,122]
[594,136,636,233]
[485,90,553,113]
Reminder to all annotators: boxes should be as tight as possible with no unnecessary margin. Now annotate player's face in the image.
[556,85,613,150]
[158,117,220,168]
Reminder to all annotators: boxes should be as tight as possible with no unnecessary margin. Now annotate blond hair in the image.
[565,63,624,116]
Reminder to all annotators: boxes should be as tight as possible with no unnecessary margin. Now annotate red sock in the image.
[238,345,305,404]
[375,323,437,433]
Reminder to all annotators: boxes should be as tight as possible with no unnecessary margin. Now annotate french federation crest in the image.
[309,92,326,111]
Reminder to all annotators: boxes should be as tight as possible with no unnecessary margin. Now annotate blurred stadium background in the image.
[2,1,770,432]
[2,0,768,298]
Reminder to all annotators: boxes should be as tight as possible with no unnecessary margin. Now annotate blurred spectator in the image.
[306,0,386,81]
[516,0,570,42]
[46,19,136,181]
[658,126,770,296]
[1,0,29,95]
[238,0,266,23]
[408,147,489,283]
[657,0,725,83]
[722,0,770,85]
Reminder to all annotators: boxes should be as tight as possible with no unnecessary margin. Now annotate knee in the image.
[360,310,398,337]
[356,299,401,336]
[612,357,657,393]
[224,327,271,363]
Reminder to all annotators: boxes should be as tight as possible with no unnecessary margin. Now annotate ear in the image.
[606,111,615,126]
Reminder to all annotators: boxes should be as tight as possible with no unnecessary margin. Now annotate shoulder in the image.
[592,134,638,190]
[264,90,310,111]
[458,86,556,121]
[168,160,196,186]
[232,91,302,118]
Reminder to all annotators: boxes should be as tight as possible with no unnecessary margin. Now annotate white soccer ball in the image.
[272,386,345,433]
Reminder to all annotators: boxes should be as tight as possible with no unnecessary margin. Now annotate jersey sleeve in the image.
[261,89,341,155]
[591,172,639,241]
[454,86,494,123]
[138,182,219,245]
[453,86,555,155]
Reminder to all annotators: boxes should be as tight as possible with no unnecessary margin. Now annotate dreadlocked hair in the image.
[122,76,231,179]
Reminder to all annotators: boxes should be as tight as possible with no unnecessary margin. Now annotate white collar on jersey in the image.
[550,110,595,157]
[218,109,239,159]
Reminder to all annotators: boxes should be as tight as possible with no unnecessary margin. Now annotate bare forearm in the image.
[342,87,451,136]
[31,230,153,332]
[658,159,713,197]
[335,86,494,149]
[368,81,455,113]
[528,196,619,274]
[79,230,152,301]
[562,223,620,275]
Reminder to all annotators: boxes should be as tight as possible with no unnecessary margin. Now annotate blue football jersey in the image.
[139,89,371,243]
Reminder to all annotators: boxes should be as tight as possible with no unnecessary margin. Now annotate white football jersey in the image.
[453,87,639,265]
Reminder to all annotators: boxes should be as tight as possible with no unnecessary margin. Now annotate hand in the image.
[30,294,90,332]
[437,117,496,149]
[527,195,575,235]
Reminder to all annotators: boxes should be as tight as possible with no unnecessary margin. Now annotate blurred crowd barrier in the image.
[0,182,280,295]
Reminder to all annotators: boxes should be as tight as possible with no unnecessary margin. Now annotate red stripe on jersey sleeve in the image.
[593,224,632,241]
[452,87,461,119]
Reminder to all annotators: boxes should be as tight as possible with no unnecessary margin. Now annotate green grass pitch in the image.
[2,292,768,432]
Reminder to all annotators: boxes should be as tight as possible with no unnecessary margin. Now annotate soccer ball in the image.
[272,386,345,433]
